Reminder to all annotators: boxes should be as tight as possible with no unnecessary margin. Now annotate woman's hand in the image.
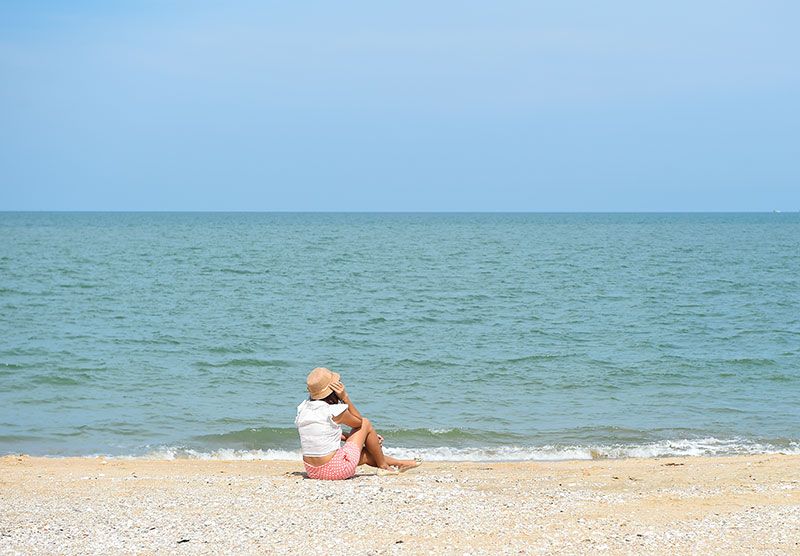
[330,380,349,402]
[331,378,363,423]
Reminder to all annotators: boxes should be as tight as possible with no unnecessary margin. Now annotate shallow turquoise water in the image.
[1,213,798,460]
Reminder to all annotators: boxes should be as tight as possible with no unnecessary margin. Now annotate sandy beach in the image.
[1,455,798,555]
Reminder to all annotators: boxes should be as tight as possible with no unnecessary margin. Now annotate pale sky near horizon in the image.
[1,1,799,211]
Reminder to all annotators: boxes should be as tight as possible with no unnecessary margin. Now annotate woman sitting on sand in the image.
[295,367,421,480]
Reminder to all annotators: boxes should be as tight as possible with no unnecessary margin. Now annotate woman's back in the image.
[295,399,348,456]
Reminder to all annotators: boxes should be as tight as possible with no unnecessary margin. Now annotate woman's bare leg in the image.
[347,418,418,470]
[359,451,418,470]
[345,418,390,469]
[383,454,418,468]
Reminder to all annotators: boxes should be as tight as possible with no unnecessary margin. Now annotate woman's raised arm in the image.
[331,380,363,426]
[334,408,362,428]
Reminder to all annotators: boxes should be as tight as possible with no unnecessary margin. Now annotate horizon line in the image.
[1,210,797,215]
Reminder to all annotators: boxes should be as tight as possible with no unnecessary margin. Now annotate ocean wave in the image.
[395,358,460,369]
[188,426,518,447]
[389,438,800,461]
[107,437,800,462]
[218,267,260,275]
[31,373,93,386]
[497,353,569,364]
[193,358,291,369]
[723,357,778,367]
[132,447,301,461]
[192,427,526,448]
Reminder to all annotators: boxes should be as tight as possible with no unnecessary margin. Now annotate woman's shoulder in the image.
[296,399,347,420]
[297,399,326,413]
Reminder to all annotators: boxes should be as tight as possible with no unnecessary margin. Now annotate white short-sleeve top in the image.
[295,399,349,456]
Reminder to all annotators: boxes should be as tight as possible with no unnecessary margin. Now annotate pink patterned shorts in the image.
[304,441,362,480]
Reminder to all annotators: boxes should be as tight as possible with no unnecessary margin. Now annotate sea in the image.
[1,212,798,461]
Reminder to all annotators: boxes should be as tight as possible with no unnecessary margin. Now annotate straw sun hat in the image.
[306,367,340,399]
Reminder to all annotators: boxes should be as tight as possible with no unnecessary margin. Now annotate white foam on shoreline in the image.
[99,437,800,462]
[129,447,302,461]
[386,438,800,461]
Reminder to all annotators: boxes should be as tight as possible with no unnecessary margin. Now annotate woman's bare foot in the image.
[396,458,422,472]
[376,465,400,476]
[383,455,421,470]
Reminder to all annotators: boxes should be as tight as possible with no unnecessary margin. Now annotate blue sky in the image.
[1,1,798,211]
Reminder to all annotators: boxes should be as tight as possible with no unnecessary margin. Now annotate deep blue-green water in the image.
[1,212,798,460]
